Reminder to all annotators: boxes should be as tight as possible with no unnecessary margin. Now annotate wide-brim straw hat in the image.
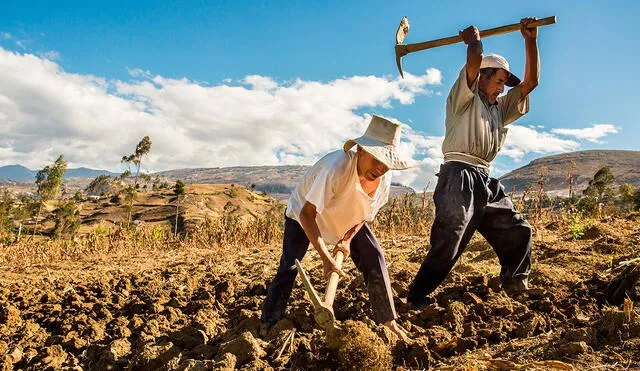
[480,54,521,87]
[343,115,412,170]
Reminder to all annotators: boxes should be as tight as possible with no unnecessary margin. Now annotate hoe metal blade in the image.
[295,259,338,332]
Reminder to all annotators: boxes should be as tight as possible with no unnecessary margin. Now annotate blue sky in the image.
[0,0,636,190]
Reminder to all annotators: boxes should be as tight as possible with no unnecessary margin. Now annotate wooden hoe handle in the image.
[324,250,344,307]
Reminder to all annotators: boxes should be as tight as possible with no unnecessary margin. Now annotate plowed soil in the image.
[1,214,639,370]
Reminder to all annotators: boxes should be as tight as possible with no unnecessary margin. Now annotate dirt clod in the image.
[218,331,266,365]
[327,320,391,371]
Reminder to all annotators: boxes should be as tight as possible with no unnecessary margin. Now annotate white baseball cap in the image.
[480,54,521,87]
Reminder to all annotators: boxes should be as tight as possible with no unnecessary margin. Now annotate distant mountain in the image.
[0,165,35,181]
[499,150,640,196]
[156,165,309,189]
[64,167,119,178]
[0,165,118,181]
[156,165,415,200]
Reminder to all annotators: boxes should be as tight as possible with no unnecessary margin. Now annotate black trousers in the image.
[261,216,397,325]
[408,161,532,305]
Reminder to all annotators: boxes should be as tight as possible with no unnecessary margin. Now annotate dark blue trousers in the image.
[408,161,532,305]
[261,216,397,325]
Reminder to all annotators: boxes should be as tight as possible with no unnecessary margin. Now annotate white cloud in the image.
[0,47,441,178]
[500,125,581,161]
[394,122,615,190]
[551,124,619,143]
[127,68,152,78]
[39,50,61,61]
[0,48,620,191]
[391,128,443,191]
[242,75,278,90]
[0,32,11,40]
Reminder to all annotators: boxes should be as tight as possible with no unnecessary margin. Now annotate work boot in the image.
[502,276,529,295]
[259,320,276,338]
[404,296,434,311]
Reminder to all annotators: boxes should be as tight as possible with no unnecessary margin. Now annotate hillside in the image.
[157,165,415,199]
[72,184,283,234]
[6,149,637,199]
[499,150,640,195]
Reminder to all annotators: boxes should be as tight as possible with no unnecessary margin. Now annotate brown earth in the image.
[1,213,639,370]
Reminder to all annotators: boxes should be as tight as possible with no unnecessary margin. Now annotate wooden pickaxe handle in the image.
[323,250,344,307]
[401,16,555,56]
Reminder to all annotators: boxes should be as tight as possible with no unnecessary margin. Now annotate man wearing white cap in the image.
[408,18,540,308]
[262,115,411,339]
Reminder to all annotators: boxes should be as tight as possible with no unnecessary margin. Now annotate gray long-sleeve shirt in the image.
[442,66,530,170]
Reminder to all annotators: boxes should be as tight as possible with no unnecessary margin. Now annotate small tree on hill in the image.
[567,161,577,198]
[578,167,616,216]
[121,136,152,227]
[13,194,37,242]
[86,174,113,196]
[583,167,615,202]
[0,189,14,241]
[121,136,152,187]
[619,183,636,212]
[33,155,68,236]
[52,201,81,239]
[174,180,185,196]
[173,180,185,237]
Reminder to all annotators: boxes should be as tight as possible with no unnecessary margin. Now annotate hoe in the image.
[295,249,344,333]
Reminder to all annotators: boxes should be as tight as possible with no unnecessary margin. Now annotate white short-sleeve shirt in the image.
[286,149,390,245]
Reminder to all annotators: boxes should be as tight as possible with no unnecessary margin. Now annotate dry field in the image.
[0,190,639,370]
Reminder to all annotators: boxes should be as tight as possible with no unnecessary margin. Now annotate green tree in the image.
[52,201,81,239]
[121,136,152,187]
[86,174,113,196]
[583,167,616,203]
[0,189,14,241]
[122,185,136,227]
[33,155,68,236]
[13,194,38,242]
[121,136,152,226]
[174,180,185,196]
[619,183,636,212]
[36,155,68,202]
[173,180,186,237]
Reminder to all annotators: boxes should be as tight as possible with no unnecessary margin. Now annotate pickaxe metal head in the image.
[395,16,410,78]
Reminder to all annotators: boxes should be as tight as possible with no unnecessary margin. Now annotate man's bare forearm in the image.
[299,202,332,261]
[460,25,482,88]
[467,39,483,69]
[520,18,540,98]
[522,38,539,91]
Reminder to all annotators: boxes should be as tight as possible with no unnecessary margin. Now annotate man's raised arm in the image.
[519,17,540,99]
[460,25,483,89]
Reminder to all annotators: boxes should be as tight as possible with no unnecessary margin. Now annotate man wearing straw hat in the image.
[407,18,540,308]
[261,115,412,339]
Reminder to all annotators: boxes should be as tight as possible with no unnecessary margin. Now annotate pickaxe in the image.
[395,16,556,78]
[295,249,344,333]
